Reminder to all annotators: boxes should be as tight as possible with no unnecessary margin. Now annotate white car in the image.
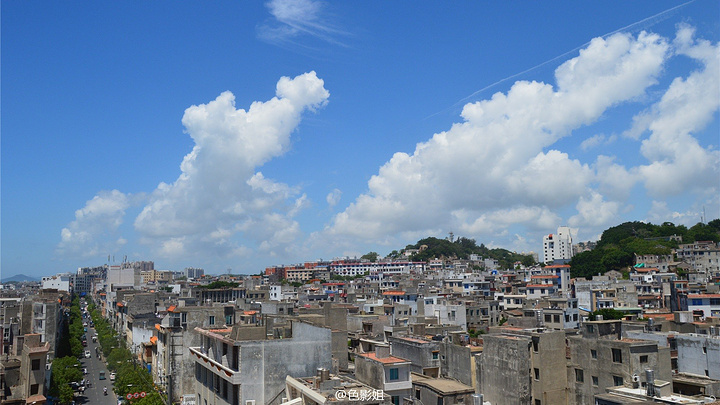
[84,350,91,358]
[110,372,116,381]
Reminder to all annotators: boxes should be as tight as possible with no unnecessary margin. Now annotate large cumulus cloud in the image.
[132,72,329,259]
[324,31,670,246]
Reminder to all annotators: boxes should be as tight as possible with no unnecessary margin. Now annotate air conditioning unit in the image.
[632,374,640,383]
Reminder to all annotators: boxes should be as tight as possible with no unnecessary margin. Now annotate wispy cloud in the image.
[257,0,348,47]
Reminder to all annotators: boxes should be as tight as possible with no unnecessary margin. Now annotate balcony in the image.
[189,347,241,385]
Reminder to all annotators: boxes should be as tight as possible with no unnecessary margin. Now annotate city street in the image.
[77,325,119,404]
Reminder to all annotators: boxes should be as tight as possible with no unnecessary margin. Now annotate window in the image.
[691,299,703,306]
[553,314,560,323]
[575,368,584,383]
[226,315,233,325]
[703,346,707,354]
[710,298,720,305]
[30,384,39,395]
[640,355,648,363]
[592,376,598,386]
[389,368,399,380]
[534,368,540,380]
[613,376,623,386]
[612,348,623,363]
[544,314,551,322]
[31,359,41,370]
[587,325,594,333]
[535,400,541,405]
[416,389,421,399]
[392,396,400,405]
[591,349,597,359]
[209,316,215,325]
[432,351,439,360]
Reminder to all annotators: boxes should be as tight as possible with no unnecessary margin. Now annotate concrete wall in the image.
[441,342,474,387]
[677,334,720,379]
[480,335,532,405]
[389,337,440,374]
[239,321,332,405]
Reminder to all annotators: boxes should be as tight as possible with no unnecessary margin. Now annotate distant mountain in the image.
[1,274,40,283]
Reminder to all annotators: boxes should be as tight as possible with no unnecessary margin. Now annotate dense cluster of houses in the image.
[1,239,719,405]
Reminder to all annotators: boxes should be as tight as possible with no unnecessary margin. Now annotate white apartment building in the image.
[542,226,573,264]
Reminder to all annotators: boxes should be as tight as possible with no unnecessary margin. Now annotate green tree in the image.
[361,252,379,262]
[589,308,627,321]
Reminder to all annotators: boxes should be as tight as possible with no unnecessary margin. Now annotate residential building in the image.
[355,345,411,405]
[190,320,332,405]
[541,226,573,264]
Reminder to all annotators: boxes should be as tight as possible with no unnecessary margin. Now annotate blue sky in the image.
[2,1,719,278]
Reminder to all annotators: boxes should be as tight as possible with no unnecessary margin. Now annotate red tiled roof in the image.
[531,275,559,279]
[383,291,406,296]
[167,305,177,312]
[688,294,720,299]
[358,352,409,364]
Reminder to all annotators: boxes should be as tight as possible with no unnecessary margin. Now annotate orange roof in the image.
[358,352,409,364]
[689,294,720,299]
[531,275,559,279]
[526,284,555,288]
[149,336,157,345]
[167,305,177,312]
[243,311,257,315]
[117,302,124,307]
[644,313,674,320]
[544,265,570,269]
[155,324,161,331]
[383,291,406,296]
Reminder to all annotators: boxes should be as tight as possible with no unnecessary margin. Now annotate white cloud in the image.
[594,155,639,201]
[325,30,668,244]
[56,190,131,258]
[326,188,341,208]
[636,25,720,197]
[134,72,329,261]
[568,192,621,228]
[257,0,347,47]
[580,133,617,151]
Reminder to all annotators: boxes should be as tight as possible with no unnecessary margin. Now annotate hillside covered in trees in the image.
[369,219,719,276]
[570,219,720,279]
[383,236,535,270]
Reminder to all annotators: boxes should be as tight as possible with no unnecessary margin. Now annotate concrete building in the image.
[284,373,385,405]
[675,333,720,380]
[40,274,71,292]
[479,328,568,405]
[190,320,332,405]
[355,345,412,405]
[185,267,205,279]
[410,372,475,405]
[0,334,49,404]
[567,320,672,405]
[687,294,720,318]
[155,304,235,403]
[676,241,720,280]
[541,226,573,264]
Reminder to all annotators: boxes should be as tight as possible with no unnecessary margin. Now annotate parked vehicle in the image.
[110,372,116,381]
[84,350,91,358]
[99,371,106,380]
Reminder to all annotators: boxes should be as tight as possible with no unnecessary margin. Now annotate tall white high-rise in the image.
[542,226,573,264]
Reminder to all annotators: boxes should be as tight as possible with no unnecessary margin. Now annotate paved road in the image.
[78,325,119,404]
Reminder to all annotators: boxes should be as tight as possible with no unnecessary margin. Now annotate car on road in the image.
[99,371,106,380]
[110,372,116,381]
[84,350,91,358]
